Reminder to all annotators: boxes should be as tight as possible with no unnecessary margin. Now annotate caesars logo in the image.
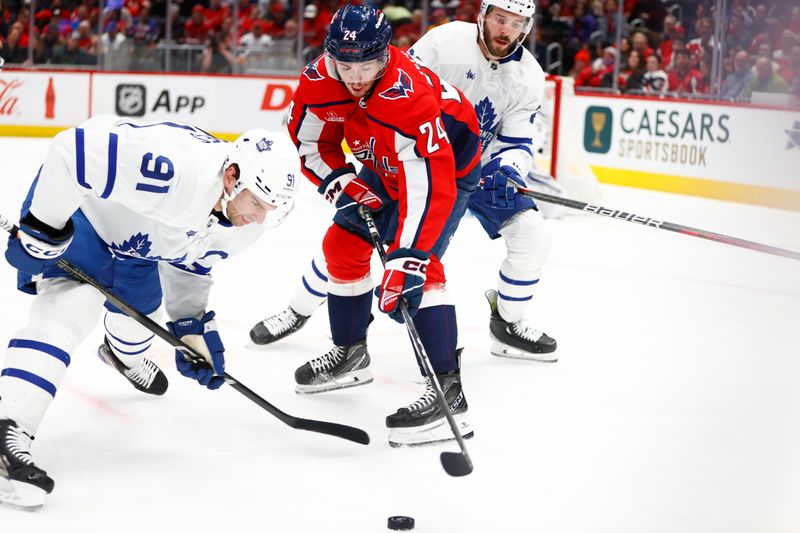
[583,106,613,154]
[584,104,732,168]
[116,84,206,117]
[616,107,730,167]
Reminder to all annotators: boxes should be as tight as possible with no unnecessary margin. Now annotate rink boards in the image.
[1,69,798,210]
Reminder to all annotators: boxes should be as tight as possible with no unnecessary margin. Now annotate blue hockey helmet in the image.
[325,4,392,63]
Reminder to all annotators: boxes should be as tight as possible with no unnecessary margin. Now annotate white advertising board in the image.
[0,71,90,133]
[90,72,298,138]
[572,93,800,209]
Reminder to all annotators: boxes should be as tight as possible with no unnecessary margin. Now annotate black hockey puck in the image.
[387,515,415,530]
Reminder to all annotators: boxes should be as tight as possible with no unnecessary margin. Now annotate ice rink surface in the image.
[0,136,799,533]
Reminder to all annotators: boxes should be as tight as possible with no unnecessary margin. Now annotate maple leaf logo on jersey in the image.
[475,97,498,152]
[256,138,273,152]
[110,232,186,262]
[303,58,325,81]
[379,69,414,100]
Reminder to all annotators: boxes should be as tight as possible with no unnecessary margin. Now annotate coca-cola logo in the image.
[0,79,23,116]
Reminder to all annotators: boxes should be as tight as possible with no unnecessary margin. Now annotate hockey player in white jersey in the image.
[251,0,558,362]
[0,115,300,509]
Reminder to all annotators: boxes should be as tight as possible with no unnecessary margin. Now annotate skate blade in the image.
[388,414,473,448]
[0,478,47,511]
[295,370,374,395]
[490,342,558,362]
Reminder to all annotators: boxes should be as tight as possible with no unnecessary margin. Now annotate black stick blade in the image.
[440,452,473,477]
[293,418,371,445]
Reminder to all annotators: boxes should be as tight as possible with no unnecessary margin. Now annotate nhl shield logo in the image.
[115,84,146,117]
[256,138,273,152]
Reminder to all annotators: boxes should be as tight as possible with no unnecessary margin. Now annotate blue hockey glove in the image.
[480,163,524,209]
[167,311,226,390]
[5,212,74,275]
[378,248,429,324]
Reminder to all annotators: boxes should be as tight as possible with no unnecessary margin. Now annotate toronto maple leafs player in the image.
[0,115,299,509]
[251,0,557,362]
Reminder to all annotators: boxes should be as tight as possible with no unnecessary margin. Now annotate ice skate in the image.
[486,289,557,361]
[295,337,373,394]
[97,337,168,395]
[0,419,54,511]
[250,306,310,345]
[386,367,473,447]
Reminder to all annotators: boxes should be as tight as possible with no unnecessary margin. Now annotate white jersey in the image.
[409,21,546,178]
[28,114,264,317]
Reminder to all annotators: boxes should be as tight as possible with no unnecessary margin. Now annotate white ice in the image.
[1,136,799,533]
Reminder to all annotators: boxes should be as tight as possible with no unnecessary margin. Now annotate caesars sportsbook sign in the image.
[574,95,800,208]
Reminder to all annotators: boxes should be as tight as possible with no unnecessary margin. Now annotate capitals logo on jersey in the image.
[352,137,399,174]
[379,69,414,100]
[303,58,325,81]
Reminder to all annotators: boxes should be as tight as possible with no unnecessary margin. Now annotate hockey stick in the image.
[0,213,369,446]
[358,207,473,477]
[519,189,800,261]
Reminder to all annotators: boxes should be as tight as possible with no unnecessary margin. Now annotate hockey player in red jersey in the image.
[286,4,481,446]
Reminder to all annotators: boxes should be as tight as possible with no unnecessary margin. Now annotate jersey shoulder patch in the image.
[378,68,414,100]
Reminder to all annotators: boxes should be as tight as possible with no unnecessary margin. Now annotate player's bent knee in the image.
[323,223,372,280]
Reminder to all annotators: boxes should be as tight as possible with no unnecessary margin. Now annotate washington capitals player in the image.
[284,4,481,447]
[0,115,299,509]
[251,0,556,361]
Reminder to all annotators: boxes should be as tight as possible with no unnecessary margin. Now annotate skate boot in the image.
[386,365,473,448]
[295,337,373,394]
[0,419,54,510]
[97,337,168,395]
[486,289,557,362]
[250,306,310,345]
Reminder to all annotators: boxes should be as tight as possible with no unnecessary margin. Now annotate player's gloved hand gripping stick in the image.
[359,206,473,477]
[0,212,370,445]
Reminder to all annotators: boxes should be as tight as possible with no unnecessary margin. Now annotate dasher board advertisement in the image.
[0,71,90,135]
[574,94,800,210]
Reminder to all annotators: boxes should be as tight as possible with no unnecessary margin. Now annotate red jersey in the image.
[288,46,481,255]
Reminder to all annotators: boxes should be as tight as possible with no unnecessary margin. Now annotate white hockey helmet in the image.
[478,0,535,59]
[224,129,301,227]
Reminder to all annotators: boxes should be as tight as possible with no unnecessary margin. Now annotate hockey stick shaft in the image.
[519,189,800,261]
[0,213,369,445]
[359,207,473,476]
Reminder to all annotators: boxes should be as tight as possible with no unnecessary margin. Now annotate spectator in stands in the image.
[302,3,326,61]
[101,19,126,54]
[569,48,592,82]
[630,30,653,60]
[742,56,789,98]
[240,19,271,48]
[264,3,289,40]
[184,4,210,45]
[687,17,713,68]
[0,21,27,64]
[428,8,449,30]
[76,19,97,53]
[628,0,666,32]
[667,48,703,94]
[52,30,97,65]
[774,30,798,61]
[721,50,753,99]
[201,32,235,74]
[641,53,668,94]
[603,0,629,40]
[394,8,423,43]
[725,12,752,52]
[620,49,645,90]
[205,0,230,33]
[40,22,63,63]
[567,2,598,45]
[778,44,800,86]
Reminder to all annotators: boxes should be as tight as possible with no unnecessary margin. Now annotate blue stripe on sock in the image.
[0,368,57,397]
[498,291,533,302]
[499,271,539,286]
[8,339,71,366]
[311,259,328,282]
[302,276,327,298]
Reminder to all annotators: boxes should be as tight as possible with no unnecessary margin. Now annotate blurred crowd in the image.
[1,0,798,101]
